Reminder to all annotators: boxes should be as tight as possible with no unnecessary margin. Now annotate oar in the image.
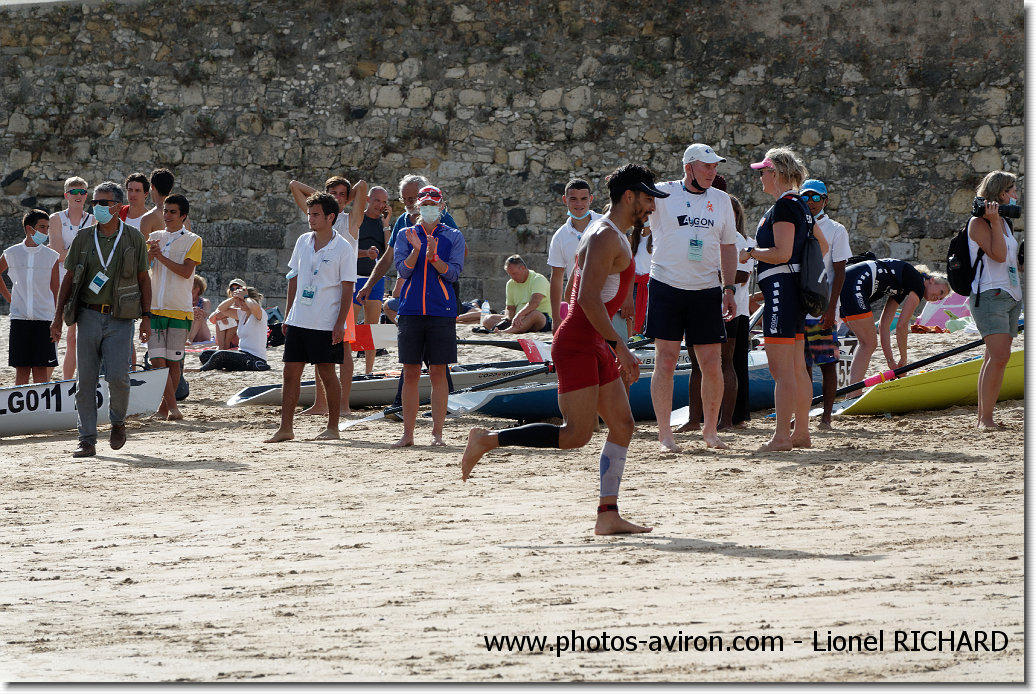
[815,336,988,405]
[457,339,524,350]
[340,363,552,430]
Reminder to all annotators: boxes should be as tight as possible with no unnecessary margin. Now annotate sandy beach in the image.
[0,317,1023,682]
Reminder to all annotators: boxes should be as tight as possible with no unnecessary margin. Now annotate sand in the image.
[0,318,1024,682]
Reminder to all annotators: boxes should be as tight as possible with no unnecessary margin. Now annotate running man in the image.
[461,163,667,535]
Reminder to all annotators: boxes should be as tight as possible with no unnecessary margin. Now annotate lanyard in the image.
[163,229,185,254]
[94,222,124,271]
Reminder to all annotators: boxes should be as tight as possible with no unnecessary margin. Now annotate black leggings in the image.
[199,349,270,372]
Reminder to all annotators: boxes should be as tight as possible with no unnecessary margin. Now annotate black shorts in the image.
[10,319,58,368]
[759,272,805,342]
[282,325,345,365]
[397,314,457,365]
[644,279,726,345]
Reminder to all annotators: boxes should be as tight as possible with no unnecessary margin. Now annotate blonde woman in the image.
[968,170,1022,429]
[741,148,815,451]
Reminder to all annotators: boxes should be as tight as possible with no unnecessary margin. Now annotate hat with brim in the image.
[683,143,726,164]
[625,180,670,198]
[800,179,828,195]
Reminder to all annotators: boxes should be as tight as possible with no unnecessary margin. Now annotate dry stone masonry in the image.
[0,0,1023,310]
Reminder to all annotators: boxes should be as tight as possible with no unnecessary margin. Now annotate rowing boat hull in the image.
[834,349,1024,416]
[0,368,167,437]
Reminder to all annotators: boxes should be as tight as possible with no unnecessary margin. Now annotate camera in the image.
[973,196,1022,219]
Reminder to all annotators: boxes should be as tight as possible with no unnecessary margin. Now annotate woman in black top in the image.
[741,147,819,452]
[839,258,949,395]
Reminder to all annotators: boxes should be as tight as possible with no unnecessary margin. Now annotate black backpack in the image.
[792,196,829,316]
[946,222,983,300]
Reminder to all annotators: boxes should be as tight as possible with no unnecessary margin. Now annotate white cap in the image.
[682,143,726,165]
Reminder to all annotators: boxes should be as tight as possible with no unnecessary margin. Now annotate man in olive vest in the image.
[50,181,152,458]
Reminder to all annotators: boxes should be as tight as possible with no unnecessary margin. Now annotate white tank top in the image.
[235,306,268,361]
[969,219,1021,300]
[59,208,94,250]
[575,217,631,304]
[124,211,148,229]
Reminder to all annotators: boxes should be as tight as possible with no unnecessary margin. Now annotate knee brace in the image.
[599,440,627,498]
[497,423,561,449]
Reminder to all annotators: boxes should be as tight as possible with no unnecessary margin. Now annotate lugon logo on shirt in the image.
[676,215,716,228]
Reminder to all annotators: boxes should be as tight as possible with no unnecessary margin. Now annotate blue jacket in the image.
[393,222,465,317]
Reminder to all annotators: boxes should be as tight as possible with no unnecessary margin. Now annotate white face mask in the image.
[419,205,440,223]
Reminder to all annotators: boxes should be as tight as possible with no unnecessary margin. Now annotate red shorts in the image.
[552,332,619,394]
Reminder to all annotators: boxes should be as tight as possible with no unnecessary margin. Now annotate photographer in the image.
[967,170,1022,430]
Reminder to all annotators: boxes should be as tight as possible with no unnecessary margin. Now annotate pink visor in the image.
[750,157,775,170]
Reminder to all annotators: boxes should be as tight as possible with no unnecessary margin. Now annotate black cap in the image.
[607,163,669,200]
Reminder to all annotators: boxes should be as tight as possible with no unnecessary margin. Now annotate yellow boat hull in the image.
[836,349,1024,416]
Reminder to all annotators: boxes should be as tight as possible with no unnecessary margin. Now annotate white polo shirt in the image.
[810,213,853,319]
[3,241,58,321]
[546,211,602,281]
[286,231,357,331]
[647,181,736,291]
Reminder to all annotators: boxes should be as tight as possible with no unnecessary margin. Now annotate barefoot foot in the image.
[301,406,328,416]
[313,427,339,440]
[461,427,495,480]
[431,436,446,447]
[757,437,793,452]
[167,409,183,421]
[391,435,414,449]
[595,511,653,535]
[817,420,833,430]
[659,438,682,453]
[791,435,812,448]
[675,421,700,433]
[703,432,729,449]
[264,428,294,443]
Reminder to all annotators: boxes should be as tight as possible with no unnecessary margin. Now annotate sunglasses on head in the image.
[801,194,826,202]
[67,188,87,196]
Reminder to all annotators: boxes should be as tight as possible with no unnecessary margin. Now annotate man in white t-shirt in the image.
[645,143,738,452]
[266,192,357,443]
[799,179,852,428]
[546,178,602,334]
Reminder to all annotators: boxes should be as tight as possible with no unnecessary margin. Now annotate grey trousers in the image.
[75,308,133,445]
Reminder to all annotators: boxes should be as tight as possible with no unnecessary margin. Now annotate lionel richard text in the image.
[811,630,1008,652]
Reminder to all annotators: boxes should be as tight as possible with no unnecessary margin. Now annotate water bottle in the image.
[481,300,491,318]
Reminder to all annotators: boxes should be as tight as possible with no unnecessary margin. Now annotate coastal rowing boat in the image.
[830,349,1024,416]
[0,368,167,437]
[453,347,853,423]
[227,350,672,409]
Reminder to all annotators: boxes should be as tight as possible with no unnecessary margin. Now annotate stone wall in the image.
[0,0,1024,312]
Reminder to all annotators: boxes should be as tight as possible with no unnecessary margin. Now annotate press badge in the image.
[300,285,317,305]
[687,237,704,261]
[1009,266,1019,287]
[88,270,109,294]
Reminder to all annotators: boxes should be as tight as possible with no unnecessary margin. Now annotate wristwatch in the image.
[140,310,151,317]
[723,285,736,293]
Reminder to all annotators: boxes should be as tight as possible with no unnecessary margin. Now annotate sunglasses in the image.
[67,188,88,196]
[801,194,826,203]
[89,199,119,206]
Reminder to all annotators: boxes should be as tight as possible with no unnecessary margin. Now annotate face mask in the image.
[419,205,440,223]
[31,231,49,246]
[567,210,591,220]
[93,204,114,224]
[1009,197,1018,206]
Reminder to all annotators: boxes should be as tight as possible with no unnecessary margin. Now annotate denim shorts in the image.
[969,289,1022,338]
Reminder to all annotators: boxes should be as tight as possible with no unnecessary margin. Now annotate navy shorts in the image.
[9,319,58,368]
[759,273,805,342]
[397,314,457,365]
[354,275,386,306]
[644,279,726,345]
[282,325,345,365]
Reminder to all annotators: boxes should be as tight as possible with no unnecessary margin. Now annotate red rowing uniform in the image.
[553,218,635,394]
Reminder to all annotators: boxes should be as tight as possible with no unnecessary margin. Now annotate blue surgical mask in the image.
[93,204,114,224]
[567,210,591,220]
[1009,197,1018,206]
[31,231,49,246]
[419,205,440,223]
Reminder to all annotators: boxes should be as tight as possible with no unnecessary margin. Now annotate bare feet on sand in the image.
[758,437,793,452]
[313,427,339,440]
[301,406,327,416]
[675,421,699,433]
[461,427,494,481]
[703,433,729,449]
[977,421,1005,431]
[264,428,294,443]
[391,435,414,449]
[431,436,446,447]
[166,409,183,421]
[817,420,833,430]
[659,438,682,453]
[595,510,653,535]
[791,435,812,448]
